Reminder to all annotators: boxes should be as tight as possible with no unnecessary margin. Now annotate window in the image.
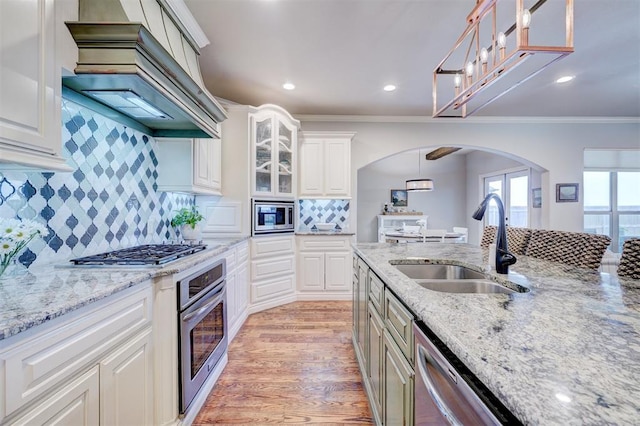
[483,170,529,227]
[584,171,640,252]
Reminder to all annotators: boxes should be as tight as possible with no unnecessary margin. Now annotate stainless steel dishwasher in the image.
[413,322,522,426]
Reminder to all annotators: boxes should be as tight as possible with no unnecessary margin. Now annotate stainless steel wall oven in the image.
[252,199,295,235]
[178,258,227,413]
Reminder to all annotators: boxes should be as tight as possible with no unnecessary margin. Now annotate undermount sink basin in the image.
[392,263,529,294]
[415,279,521,294]
[394,263,486,280]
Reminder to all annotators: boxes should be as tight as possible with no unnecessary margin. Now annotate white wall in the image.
[298,118,640,239]
[357,151,467,242]
[57,0,79,75]
[464,151,542,245]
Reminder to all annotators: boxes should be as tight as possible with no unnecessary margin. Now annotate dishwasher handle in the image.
[417,342,463,426]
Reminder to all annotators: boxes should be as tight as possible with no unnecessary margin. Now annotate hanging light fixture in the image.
[406,149,434,192]
[432,0,574,118]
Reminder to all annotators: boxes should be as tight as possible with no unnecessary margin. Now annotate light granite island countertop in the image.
[353,242,640,426]
[0,237,249,342]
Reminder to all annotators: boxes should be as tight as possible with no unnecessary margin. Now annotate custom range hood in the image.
[63,0,227,138]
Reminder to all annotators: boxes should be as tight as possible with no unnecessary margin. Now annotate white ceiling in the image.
[184,0,640,118]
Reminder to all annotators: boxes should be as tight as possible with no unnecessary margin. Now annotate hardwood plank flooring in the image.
[193,301,374,425]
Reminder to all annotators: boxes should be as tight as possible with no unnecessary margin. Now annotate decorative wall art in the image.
[556,183,579,203]
[390,189,408,207]
[532,188,542,208]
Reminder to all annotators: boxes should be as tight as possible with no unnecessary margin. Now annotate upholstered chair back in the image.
[525,229,611,270]
[617,238,640,279]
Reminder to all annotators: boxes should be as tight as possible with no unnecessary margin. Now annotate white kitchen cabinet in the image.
[210,104,298,238]
[9,367,99,426]
[250,235,296,311]
[251,105,299,199]
[299,131,355,198]
[100,327,153,426]
[0,0,71,171]
[225,241,249,340]
[0,283,154,425]
[298,251,325,291]
[297,235,352,299]
[156,137,222,195]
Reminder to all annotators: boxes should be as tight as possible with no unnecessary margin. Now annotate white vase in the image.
[180,224,201,241]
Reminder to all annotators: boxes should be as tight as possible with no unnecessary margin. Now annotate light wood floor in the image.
[193,301,374,425]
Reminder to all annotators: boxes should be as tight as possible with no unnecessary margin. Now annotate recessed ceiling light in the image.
[283,82,295,90]
[556,75,575,84]
[383,84,396,92]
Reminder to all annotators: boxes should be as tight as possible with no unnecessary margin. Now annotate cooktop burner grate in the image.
[70,244,207,265]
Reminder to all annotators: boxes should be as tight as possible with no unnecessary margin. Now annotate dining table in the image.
[383,231,465,243]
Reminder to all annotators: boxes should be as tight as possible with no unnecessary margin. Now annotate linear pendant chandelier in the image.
[432,0,574,118]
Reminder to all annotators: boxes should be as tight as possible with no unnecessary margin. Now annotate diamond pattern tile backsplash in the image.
[298,199,350,231]
[0,99,193,270]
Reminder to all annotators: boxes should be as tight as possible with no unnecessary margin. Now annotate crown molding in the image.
[293,114,640,124]
[164,0,210,48]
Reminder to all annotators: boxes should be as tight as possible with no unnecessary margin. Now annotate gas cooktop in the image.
[70,244,207,266]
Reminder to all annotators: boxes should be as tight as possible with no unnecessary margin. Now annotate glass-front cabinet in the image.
[250,105,299,199]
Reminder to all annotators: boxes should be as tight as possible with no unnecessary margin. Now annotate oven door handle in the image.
[417,343,463,426]
[183,290,225,323]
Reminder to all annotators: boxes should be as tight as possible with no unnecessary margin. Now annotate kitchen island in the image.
[354,242,639,425]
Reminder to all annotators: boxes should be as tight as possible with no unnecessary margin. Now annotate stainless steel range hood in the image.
[63,0,227,138]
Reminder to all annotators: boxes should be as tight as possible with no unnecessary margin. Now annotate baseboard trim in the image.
[248,293,298,314]
[296,292,352,301]
[228,309,249,342]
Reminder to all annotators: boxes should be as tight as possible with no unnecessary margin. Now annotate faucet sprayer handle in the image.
[498,248,517,266]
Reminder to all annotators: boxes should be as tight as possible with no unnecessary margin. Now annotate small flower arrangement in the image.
[170,206,204,230]
[0,218,48,278]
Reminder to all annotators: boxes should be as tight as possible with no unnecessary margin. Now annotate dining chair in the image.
[617,238,640,279]
[421,229,447,243]
[452,227,468,243]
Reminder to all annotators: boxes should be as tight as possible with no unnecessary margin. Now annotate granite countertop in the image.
[353,242,640,426]
[0,237,249,343]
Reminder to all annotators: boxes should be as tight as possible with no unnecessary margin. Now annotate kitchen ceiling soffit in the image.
[63,0,227,139]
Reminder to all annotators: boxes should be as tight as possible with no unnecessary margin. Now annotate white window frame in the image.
[479,167,531,228]
[584,170,640,252]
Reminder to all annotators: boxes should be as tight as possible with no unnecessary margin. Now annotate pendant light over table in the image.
[406,149,434,192]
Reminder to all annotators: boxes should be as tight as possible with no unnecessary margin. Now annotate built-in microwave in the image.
[252,199,295,235]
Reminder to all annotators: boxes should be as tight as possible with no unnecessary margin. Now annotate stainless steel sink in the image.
[394,263,486,280]
[392,263,529,294]
[415,279,520,294]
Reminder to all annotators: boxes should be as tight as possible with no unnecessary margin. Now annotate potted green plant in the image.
[171,206,204,241]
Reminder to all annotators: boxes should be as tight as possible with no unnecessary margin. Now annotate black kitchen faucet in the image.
[472,193,517,274]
